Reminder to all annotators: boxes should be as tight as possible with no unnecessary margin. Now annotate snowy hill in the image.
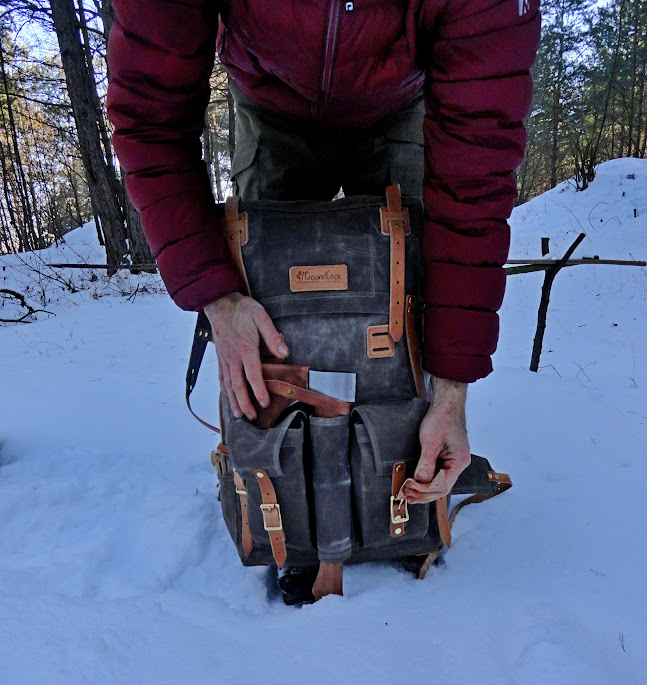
[1,159,646,684]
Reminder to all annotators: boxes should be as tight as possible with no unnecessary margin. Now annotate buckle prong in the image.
[260,503,283,531]
[390,495,409,524]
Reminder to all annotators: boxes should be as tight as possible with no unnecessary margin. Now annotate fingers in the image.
[218,353,257,421]
[414,432,442,483]
[402,470,448,505]
[219,360,242,419]
[229,361,256,421]
[241,348,270,409]
[254,307,289,359]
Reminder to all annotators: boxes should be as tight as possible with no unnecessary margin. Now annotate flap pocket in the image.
[228,409,305,478]
[351,398,429,476]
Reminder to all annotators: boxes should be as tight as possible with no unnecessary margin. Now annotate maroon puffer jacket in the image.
[107,0,541,383]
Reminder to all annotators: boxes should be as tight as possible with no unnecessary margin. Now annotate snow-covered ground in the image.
[1,158,645,684]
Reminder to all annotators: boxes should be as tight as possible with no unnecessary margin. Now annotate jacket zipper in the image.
[312,0,342,118]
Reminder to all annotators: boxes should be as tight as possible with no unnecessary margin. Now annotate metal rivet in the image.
[256,472,264,478]
[396,464,403,472]
[286,388,292,394]
[395,527,402,535]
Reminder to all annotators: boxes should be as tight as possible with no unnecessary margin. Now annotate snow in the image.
[1,158,646,684]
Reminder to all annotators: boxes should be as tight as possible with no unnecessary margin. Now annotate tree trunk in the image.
[227,76,236,164]
[120,169,155,269]
[49,0,127,270]
[0,37,36,249]
[627,0,638,156]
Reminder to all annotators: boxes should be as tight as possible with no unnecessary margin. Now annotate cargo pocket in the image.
[230,140,260,199]
[227,408,315,552]
[309,416,352,563]
[350,399,430,549]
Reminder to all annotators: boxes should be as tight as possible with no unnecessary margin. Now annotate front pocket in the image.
[227,408,315,552]
[309,415,352,563]
[350,399,430,548]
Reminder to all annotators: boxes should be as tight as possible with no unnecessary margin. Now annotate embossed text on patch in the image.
[289,265,348,292]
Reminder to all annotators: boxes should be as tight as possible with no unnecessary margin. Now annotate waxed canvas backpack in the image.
[186,186,511,585]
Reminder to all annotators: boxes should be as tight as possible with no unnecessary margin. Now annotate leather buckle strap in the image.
[253,468,287,568]
[223,195,251,295]
[390,461,408,538]
[233,468,253,557]
[380,184,410,343]
[259,503,283,531]
[390,496,409,525]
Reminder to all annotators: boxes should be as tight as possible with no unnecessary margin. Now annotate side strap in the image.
[404,294,426,399]
[390,461,408,538]
[253,468,287,569]
[233,467,253,558]
[418,471,513,580]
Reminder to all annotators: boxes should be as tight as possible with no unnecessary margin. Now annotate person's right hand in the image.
[204,292,289,421]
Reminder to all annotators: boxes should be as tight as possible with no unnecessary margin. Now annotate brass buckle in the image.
[260,503,283,531]
[235,486,247,495]
[390,496,409,524]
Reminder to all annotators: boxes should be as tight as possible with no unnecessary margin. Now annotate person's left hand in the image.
[401,377,471,504]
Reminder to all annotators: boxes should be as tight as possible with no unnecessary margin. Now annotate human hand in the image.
[401,377,471,504]
[204,292,289,421]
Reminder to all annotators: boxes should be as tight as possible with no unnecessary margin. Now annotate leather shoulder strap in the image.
[418,467,512,580]
[185,311,220,434]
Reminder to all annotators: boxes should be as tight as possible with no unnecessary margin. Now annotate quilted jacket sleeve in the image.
[106,0,245,310]
[420,0,541,382]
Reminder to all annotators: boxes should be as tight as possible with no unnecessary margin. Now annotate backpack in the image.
[186,186,511,590]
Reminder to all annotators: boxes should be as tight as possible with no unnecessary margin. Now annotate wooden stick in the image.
[529,233,586,373]
[506,258,645,265]
[45,263,157,270]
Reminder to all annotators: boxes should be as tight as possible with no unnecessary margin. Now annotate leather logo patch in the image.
[289,265,348,292]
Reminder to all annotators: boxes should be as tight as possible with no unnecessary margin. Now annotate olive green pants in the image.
[229,80,424,202]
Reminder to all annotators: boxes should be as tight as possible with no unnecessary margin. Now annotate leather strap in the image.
[211,444,228,475]
[390,461,408,538]
[223,195,251,295]
[436,496,451,548]
[380,185,410,343]
[233,467,253,557]
[404,295,426,399]
[447,471,512,529]
[253,468,287,568]
[265,379,352,417]
[418,471,512,579]
[254,364,310,429]
[185,311,221,433]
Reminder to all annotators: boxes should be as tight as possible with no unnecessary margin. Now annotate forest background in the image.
[0,0,645,269]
